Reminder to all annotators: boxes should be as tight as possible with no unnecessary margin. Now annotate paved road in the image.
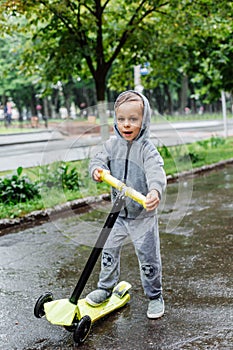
[0,165,232,349]
[0,119,232,172]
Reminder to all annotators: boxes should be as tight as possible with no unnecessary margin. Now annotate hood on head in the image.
[113,90,151,142]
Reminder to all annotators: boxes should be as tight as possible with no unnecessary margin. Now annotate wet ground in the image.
[0,165,232,350]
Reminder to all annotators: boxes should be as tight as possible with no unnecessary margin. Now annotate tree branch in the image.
[39,0,76,34]
[38,0,96,76]
[107,0,170,68]
[102,0,111,12]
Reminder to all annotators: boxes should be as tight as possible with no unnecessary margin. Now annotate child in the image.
[86,90,167,318]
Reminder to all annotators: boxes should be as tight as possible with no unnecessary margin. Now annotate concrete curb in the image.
[0,193,110,236]
[0,158,233,236]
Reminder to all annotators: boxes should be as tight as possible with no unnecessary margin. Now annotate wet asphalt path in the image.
[0,166,232,349]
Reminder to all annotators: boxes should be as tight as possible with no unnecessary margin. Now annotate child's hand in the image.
[145,189,160,211]
[92,168,110,182]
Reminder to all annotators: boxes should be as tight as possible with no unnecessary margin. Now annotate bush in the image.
[197,136,225,149]
[39,162,80,191]
[0,167,41,204]
[158,145,171,158]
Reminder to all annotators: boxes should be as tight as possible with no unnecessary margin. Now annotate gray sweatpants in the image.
[97,215,162,299]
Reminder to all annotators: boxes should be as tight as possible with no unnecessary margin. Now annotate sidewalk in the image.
[0,119,233,146]
[0,129,64,146]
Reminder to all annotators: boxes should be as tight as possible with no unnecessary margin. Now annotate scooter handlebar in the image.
[100,169,146,209]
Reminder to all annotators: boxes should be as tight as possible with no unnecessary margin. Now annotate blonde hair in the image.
[115,91,144,112]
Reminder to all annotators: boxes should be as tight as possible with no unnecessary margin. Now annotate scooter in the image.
[34,170,146,345]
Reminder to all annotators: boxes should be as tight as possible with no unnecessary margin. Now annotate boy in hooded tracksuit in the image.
[86,90,167,318]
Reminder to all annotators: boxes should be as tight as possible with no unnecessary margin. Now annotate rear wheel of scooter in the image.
[73,315,91,345]
[34,292,53,318]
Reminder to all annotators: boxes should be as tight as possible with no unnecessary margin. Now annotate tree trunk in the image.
[180,75,189,114]
[30,92,37,116]
[154,87,164,115]
[189,83,197,113]
[95,71,106,101]
[95,70,109,140]
[164,83,173,115]
[43,97,49,119]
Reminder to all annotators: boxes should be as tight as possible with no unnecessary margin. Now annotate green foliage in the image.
[0,199,44,219]
[1,0,231,105]
[209,136,226,148]
[197,136,226,149]
[39,162,80,191]
[0,166,40,204]
[158,145,171,159]
[162,136,232,175]
[197,139,211,150]
[178,152,203,164]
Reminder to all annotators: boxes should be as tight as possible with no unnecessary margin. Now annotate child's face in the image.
[116,101,143,141]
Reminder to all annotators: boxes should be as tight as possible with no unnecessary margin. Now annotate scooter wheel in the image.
[64,314,79,332]
[34,292,53,318]
[73,315,91,345]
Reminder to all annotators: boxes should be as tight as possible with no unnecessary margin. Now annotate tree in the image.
[0,0,232,123]
[0,34,42,120]
[107,0,233,112]
[1,0,174,138]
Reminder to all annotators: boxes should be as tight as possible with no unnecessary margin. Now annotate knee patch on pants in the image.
[141,264,156,279]
[102,252,114,268]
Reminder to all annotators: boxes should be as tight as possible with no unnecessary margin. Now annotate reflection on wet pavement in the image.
[0,165,232,349]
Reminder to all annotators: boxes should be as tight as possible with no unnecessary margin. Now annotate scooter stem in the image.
[69,193,125,305]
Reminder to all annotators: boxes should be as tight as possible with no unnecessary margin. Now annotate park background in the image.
[0,0,232,139]
[0,3,232,348]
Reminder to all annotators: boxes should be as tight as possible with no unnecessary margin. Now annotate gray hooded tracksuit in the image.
[89,91,167,299]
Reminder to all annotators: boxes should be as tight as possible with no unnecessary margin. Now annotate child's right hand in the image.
[93,168,110,182]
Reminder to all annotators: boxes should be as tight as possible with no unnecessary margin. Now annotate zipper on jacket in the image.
[122,142,132,217]
[123,142,132,181]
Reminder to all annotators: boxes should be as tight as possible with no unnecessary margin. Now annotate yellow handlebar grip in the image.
[100,171,125,191]
[124,187,146,208]
[100,169,146,208]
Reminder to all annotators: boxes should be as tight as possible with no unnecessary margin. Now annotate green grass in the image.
[0,124,44,134]
[159,136,233,176]
[0,127,43,134]
[151,112,233,123]
[0,159,110,219]
[0,136,233,220]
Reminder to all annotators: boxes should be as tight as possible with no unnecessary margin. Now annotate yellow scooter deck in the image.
[44,281,131,326]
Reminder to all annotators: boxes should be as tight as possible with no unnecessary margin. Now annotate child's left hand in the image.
[145,190,160,211]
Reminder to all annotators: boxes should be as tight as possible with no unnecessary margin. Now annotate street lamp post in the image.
[134,65,144,93]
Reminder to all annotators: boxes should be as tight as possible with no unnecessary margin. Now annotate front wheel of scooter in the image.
[73,315,92,345]
[34,292,53,318]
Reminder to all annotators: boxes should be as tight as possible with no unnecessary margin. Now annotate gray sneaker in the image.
[147,295,165,319]
[85,289,112,307]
